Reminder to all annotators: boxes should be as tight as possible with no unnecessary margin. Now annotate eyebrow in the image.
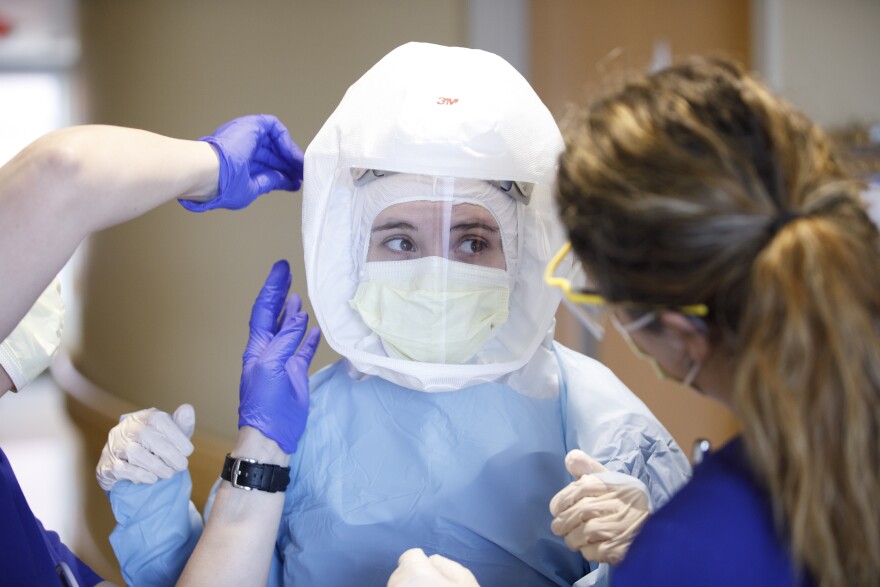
[371,220,499,233]
[451,221,499,233]
[372,221,417,232]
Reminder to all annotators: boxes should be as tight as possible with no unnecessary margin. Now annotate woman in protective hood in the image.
[104,43,690,587]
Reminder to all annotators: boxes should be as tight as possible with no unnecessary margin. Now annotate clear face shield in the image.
[348,170,522,364]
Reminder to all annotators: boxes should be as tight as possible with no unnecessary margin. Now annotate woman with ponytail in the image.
[549,56,880,586]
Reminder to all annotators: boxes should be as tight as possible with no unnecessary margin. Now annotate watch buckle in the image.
[230,456,257,491]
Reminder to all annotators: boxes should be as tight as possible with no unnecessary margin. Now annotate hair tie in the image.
[767,210,802,238]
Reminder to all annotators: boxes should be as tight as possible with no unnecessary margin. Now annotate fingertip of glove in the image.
[268,260,291,283]
[284,293,303,314]
[549,495,562,516]
[172,403,196,439]
[397,548,429,566]
[295,326,322,358]
[565,449,606,477]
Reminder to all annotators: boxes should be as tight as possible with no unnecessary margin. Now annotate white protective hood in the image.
[302,42,567,392]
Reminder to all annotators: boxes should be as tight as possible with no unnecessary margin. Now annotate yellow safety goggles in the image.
[544,242,709,339]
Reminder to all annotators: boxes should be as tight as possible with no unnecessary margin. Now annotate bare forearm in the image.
[0,366,13,397]
[0,125,218,338]
[177,427,289,587]
[39,125,219,232]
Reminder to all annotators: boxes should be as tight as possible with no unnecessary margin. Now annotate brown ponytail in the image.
[556,56,880,586]
[737,193,880,586]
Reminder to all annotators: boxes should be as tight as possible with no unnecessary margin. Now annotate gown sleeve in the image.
[108,470,204,586]
[555,343,693,586]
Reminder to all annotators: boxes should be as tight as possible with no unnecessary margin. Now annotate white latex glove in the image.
[549,449,652,565]
[96,404,195,491]
[0,277,64,393]
[387,548,480,587]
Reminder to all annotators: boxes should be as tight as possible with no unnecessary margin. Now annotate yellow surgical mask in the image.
[350,257,510,364]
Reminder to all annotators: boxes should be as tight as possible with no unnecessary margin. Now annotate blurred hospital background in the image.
[0,0,877,582]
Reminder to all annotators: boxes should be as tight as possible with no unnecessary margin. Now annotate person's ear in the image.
[657,311,711,366]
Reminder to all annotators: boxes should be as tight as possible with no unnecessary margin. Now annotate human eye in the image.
[449,227,505,268]
[384,236,416,253]
[456,237,488,255]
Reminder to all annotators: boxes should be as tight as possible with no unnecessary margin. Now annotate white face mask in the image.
[350,257,510,364]
[611,311,702,388]
[0,278,65,393]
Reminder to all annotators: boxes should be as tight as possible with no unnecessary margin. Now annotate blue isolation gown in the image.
[107,343,690,586]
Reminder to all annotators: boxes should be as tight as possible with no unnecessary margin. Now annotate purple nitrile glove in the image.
[180,114,304,212]
[237,260,321,454]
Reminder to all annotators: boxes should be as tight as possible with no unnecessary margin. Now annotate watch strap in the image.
[221,454,291,493]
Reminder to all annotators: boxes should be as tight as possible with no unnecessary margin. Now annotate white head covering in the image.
[302,42,567,391]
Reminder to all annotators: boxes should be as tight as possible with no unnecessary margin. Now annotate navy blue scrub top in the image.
[613,437,814,587]
[0,446,102,586]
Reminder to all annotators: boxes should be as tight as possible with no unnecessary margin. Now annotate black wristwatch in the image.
[221,454,291,493]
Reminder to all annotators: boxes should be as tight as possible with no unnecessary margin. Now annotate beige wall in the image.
[752,0,880,127]
[529,0,750,120]
[73,0,467,440]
